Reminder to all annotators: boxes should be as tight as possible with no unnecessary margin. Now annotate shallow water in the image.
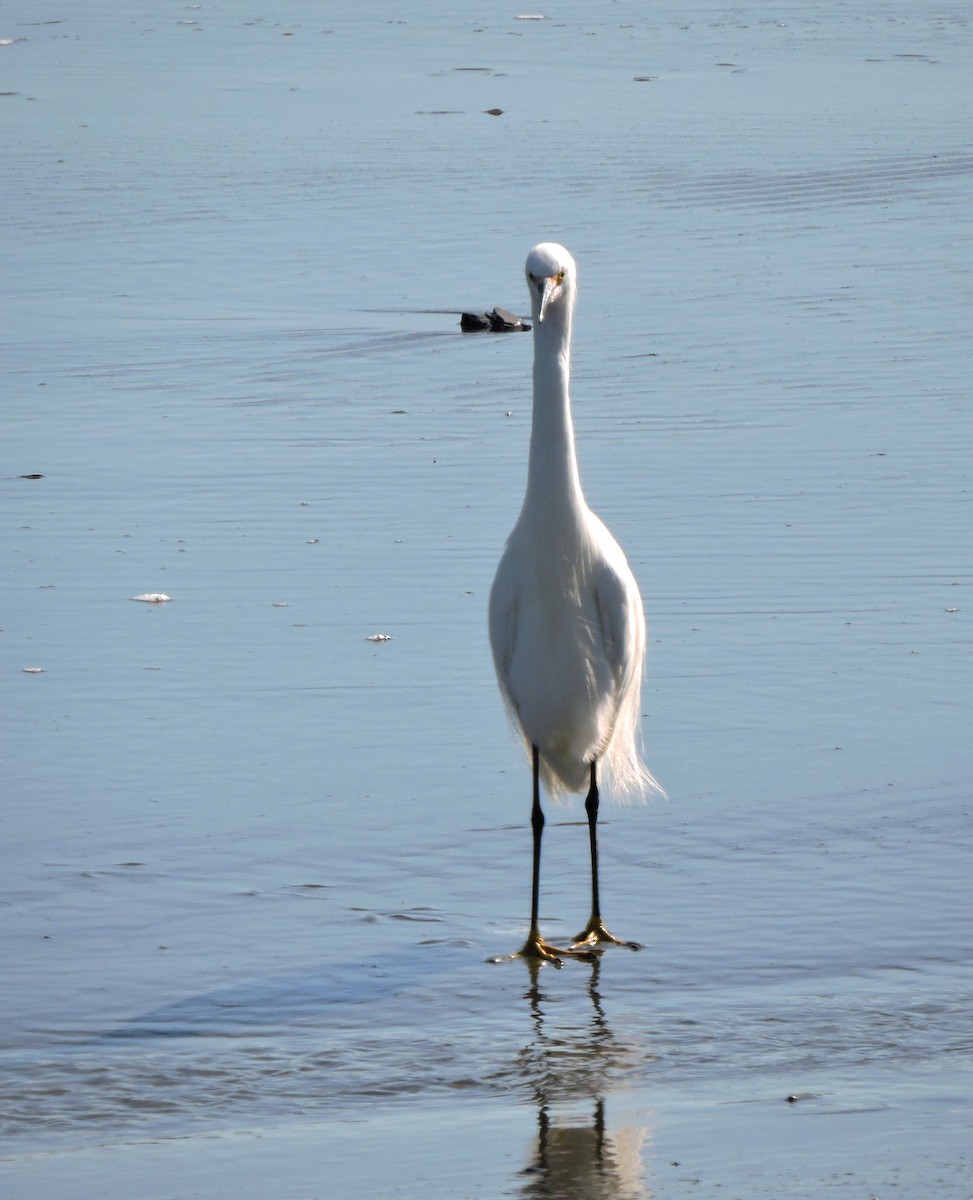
[3,3,972,1197]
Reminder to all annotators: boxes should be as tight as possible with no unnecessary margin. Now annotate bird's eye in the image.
[556,271,565,283]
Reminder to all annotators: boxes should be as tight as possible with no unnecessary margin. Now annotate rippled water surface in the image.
[3,3,972,1197]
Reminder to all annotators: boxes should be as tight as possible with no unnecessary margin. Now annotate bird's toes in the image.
[572,920,641,951]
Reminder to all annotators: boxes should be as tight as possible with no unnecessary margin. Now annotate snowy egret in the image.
[489,242,660,965]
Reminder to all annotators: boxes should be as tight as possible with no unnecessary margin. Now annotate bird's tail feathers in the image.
[601,744,666,803]
[600,679,667,802]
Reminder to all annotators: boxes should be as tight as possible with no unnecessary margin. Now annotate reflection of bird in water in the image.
[516,959,651,1200]
[520,1102,649,1200]
[490,242,662,965]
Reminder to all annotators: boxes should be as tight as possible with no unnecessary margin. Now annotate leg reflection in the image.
[516,959,651,1199]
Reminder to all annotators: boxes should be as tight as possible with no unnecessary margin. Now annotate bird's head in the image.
[525,242,576,323]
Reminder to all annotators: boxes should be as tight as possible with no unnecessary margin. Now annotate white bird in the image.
[489,242,661,965]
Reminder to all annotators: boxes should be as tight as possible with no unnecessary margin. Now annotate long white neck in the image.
[522,298,587,522]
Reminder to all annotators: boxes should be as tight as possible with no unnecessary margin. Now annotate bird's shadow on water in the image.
[98,939,480,1042]
[93,937,657,1101]
[15,935,658,1174]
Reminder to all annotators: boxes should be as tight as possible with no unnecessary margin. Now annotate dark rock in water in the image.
[460,311,492,331]
[460,307,531,333]
[489,307,530,331]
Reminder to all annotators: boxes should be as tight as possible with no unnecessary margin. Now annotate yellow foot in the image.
[488,928,602,966]
[572,917,641,951]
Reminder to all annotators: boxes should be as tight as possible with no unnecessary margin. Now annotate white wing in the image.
[488,546,521,711]
[585,520,657,798]
[583,508,645,689]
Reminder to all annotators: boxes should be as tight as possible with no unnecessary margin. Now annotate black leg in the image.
[487,746,599,965]
[584,760,602,926]
[573,759,641,951]
[529,745,544,935]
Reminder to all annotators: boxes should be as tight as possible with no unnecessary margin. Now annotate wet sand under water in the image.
[3,3,972,1197]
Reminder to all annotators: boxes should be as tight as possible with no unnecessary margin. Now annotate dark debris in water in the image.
[460,307,531,333]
